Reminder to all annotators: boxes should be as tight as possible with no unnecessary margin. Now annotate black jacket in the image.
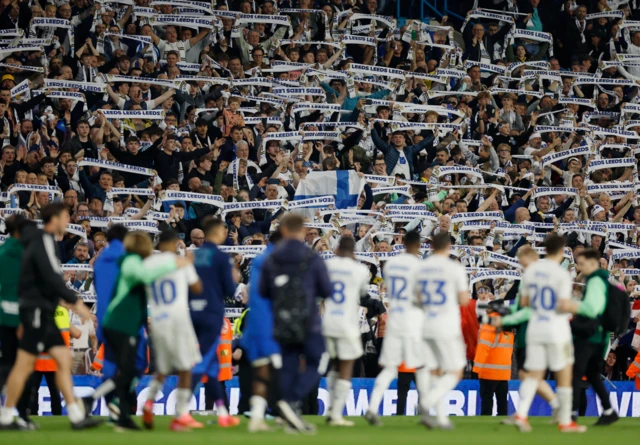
[18,224,78,314]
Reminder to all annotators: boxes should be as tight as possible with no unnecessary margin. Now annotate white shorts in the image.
[151,318,202,375]
[423,337,466,372]
[378,335,425,369]
[325,336,363,361]
[524,342,574,373]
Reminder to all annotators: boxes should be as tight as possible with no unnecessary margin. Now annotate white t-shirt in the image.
[144,252,199,323]
[391,149,411,180]
[157,39,192,61]
[382,253,423,337]
[69,311,96,349]
[521,258,573,344]
[419,254,469,339]
[323,257,370,339]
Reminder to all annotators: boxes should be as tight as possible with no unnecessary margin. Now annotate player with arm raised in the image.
[141,230,204,432]
[365,231,429,426]
[511,234,586,433]
[417,232,469,430]
[323,236,370,427]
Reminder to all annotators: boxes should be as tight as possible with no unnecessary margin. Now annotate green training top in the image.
[577,268,609,346]
[0,238,23,328]
[500,285,532,350]
[102,253,177,337]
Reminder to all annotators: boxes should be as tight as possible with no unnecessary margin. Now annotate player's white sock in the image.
[67,402,84,424]
[249,395,267,421]
[330,379,351,420]
[414,368,431,414]
[516,378,539,419]
[0,406,14,425]
[216,400,229,417]
[421,373,459,412]
[429,376,448,423]
[556,387,573,426]
[549,396,560,410]
[367,367,396,415]
[146,378,162,403]
[174,389,191,417]
[326,370,339,410]
[92,378,116,400]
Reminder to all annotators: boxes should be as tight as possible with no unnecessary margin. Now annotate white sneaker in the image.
[248,419,272,433]
[328,418,355,427]
[501,415,516,426]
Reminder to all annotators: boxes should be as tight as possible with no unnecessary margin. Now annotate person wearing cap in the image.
[523,132,560,158]
[371,124,435,178]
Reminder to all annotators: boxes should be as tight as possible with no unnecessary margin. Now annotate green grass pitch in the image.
[2,416,639,444]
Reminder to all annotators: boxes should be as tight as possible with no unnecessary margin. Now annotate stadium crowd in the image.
[0,0,639,423]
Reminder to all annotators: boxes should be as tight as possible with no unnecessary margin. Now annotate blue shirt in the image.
[93,239,125,343]
[243,244,274,337]
[189,241,236,326]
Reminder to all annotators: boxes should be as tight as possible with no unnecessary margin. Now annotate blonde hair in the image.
[123,231,153,259]
[516,245,538,260]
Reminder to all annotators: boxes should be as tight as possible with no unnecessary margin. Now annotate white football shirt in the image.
[382,253,423,337]
[144,252,199,323]
[521,258,573,344]
[323,257,370,339]
[419,254,469,339]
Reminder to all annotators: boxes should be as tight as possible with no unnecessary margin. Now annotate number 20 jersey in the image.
[419,255,469,339]
[323,257,370,339]
[382,253,423,338]
[521,258,572,345]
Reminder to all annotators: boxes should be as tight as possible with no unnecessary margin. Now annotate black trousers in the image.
[19,371,61,417]
[103,328,138,422]
[572,340,611,417]
[237,353,252,414]
[479,379,509,416]
[396,372,415,416]
[0,326,18,391]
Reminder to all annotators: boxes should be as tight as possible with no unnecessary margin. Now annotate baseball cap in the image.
[1,74,14,82]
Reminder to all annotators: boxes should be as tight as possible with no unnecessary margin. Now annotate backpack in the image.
[269,250,314,346]
[601,280,631,336]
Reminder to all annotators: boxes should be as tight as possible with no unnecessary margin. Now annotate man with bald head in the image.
[190,229,205,248]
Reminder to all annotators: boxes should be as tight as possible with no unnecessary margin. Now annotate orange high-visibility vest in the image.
[626,350,640,391]
[35,306,71,372]
[398,362,415,373]
[217,318,233,382]
[472,314,514,381]
[92,344,104,372]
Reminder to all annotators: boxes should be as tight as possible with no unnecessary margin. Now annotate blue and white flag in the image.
[293,171,365,218]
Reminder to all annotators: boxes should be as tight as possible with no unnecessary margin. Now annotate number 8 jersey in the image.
[419,255,469,339]
[520,258,573,345]
[323,257,370,339]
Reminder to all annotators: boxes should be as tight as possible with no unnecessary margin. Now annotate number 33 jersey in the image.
[144,252,199,324]
[419,255,469,340]
[382,254,424,338]
[521,258,572,345]
[323,257,370,339]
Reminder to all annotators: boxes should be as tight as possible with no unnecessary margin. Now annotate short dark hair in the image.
[337,236,356,254]
[41,202,69,224]
[201,216,226,237]
[5,214,28,237]
[158,229,179,245]
[40,156,55,166]
[576,247,600,262]
[542,233,566,256]
[432,232,451,251]
[404,230,421,248]
[279,213,305,233]
[106,224,128,242]
[269,229,282,245]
